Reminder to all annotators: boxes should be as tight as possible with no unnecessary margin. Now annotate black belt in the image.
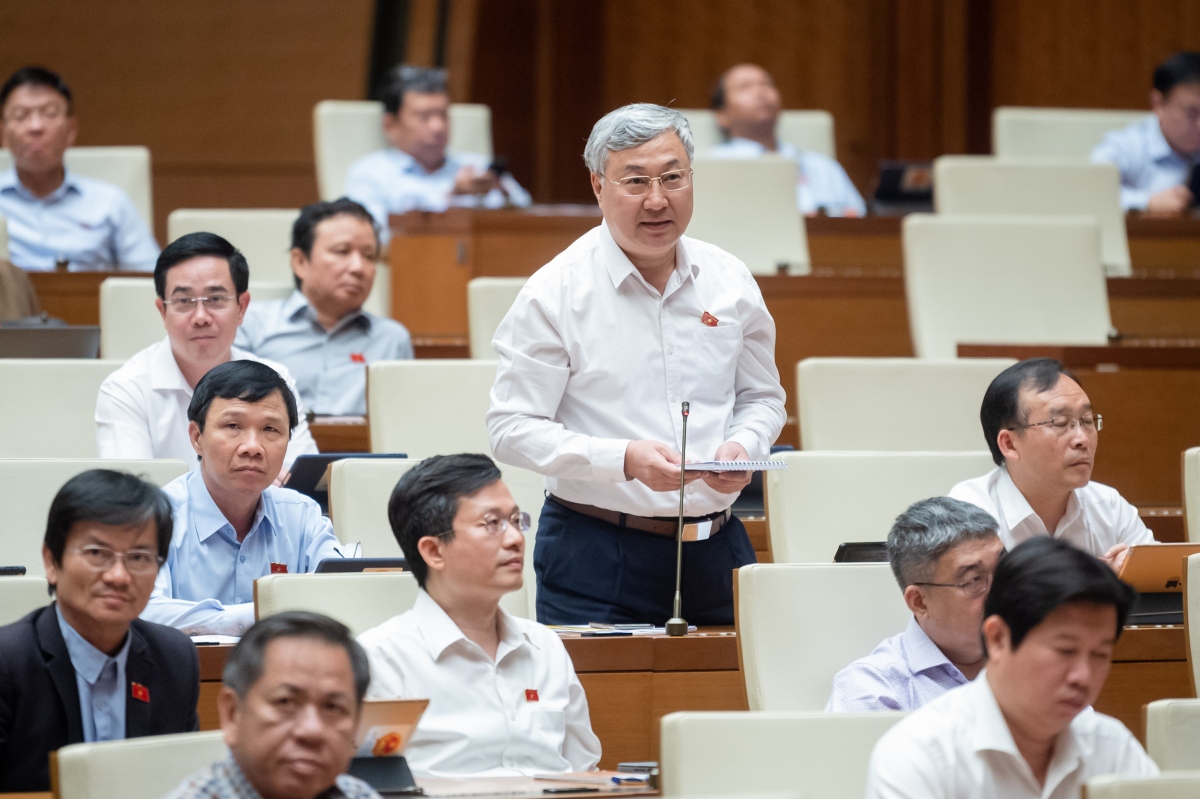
[549,495,731,540]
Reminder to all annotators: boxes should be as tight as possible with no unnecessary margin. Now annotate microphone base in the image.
[665,617,689,637]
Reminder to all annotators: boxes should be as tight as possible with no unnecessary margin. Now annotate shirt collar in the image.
[149,337,196,392]
[55,602,132,685]
[972,673,1089,784]
[387,146,457,176]
[412,588,536,662]
[0,166,81,201]
[284,289,371,333]
[597,220,697,293]
[186,470,274,543]
[996,466,1082,535]
[900,616,963,677]
[1146,116,1178,163]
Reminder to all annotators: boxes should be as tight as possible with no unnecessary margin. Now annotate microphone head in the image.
[682,401,689,417]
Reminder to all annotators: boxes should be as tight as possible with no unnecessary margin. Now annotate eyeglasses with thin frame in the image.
[432,511,531,540]
[1007,413,1103,435]
[4,104,68,125]
[912,570,993,598]
[608,168,693,196]
[67,545,164,575]
[162,294,237,315]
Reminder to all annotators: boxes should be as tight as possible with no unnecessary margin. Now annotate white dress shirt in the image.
[95,337,318,473]
[486,221,786,518]
[1090,114,1190,211]
[706,138,867,217]
[357,589,601,777]
[949,466,1154,556]
[865,673,1157,798]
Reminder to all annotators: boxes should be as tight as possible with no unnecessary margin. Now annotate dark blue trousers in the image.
[533,497,756,626]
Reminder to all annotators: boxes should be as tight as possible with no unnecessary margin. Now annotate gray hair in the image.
[583,103,694,175]
[223,611,370,703]
[887,497,1000,589]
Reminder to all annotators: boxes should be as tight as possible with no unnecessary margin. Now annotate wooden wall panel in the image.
[0,1,373,242]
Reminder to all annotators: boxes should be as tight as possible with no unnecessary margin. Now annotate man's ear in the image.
[996,428,1020,463]
[903,584,929,619]
[589,172,605,205]
[217,686,241,747]
[1151,88,1166,113]
[188,420,204,457]
[981,614,1009,660]
[64,116,78,149]
[417,536,446,576]
[42,544,59,592]
[155,296,167,323]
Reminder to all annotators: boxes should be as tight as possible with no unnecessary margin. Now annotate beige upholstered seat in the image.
[1146,699,1200,771]
[55,730,226,799]
[0,361,125,457]
[1085,773,1200,798]
[765,450,995,564]
[933,156,1130,276]
[468,277,527,359]
[904,215,1112,358]
[367,360,498,457]
[1187,554,1200,693]
[736,563,910,711]
[992,107,1149,160]
[682,108,837,158]
[0,576,49,625]
[0,459,188,577]
[796,357,1015,450]
[254,572,420,637]
[0,146,154,230]
[689,157,810,275]
[660,710,905,798]
[1184,448,1200,542]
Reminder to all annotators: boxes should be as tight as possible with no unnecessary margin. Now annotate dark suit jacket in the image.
[0,603,200,792]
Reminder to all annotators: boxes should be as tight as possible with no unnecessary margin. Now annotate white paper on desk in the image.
[683,460,787,471]
[191,634,241,645]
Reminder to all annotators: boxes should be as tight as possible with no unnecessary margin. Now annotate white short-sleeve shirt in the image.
[357,590,602,777]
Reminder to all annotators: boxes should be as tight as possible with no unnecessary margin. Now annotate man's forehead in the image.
[1018,373,1088,406]
[315,213,377,244]
[165,257,235,293]
[607,134,688,174]
[207,392,287,419]
[727,64,773,87]
[257,637,356,686]
[400,90,448,112]
[5,83,69,109]
[68,517,158,546]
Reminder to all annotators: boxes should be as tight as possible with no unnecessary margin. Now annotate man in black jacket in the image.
[0,469,200,792]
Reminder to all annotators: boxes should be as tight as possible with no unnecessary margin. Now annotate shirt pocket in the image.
[530,708,568,749]
[692,323,744,396]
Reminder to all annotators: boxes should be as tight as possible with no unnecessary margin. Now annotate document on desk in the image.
[191,634,241,645]
[682,460,787,471]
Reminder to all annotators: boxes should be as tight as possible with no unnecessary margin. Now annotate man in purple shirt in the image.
[826,497,1004,712]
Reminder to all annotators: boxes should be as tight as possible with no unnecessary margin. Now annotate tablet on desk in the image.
[1117,543,1200,592]
[834,542,889,563]
[316,557,407,573]
[349,698,428,794]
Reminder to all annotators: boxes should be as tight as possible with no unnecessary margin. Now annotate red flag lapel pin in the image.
[700,311,719,327]
[131,682,150,703]
[270,562,289,574]
[524,689,540,702]
[350,353,366,364]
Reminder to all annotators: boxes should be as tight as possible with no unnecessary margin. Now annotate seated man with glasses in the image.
[357,454,602,776]
[0,470,199,792]
[142,360,344,637]
[828,497,1004,713]
[950,358,1153,572]
[0,66,159,270]
[96,232,318,479]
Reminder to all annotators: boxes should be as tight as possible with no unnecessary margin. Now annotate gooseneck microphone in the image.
[665,401,690,637]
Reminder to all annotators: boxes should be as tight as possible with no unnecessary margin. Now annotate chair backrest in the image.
[660,710,905,798]
[682,108,837,158]
[468,277,527,359]
[367,360,498,457]
[904,215,1112,358]
[934,155,1130,276]
[796,357,1016,450]
[328,457,544,618]
[1146,699,1200,771]
[0,576,49,625]
[255,572,421,637]
[689,157,810,275]
[167,209,299,283]
[0,360,124,457]
[1187,554,1200,694]
[992,107,1150,160]
[56,730,226,799]
[1185,448,1200,543]
[1085,773,1200,799]
[313,100,493,201]
[765,451,997,564]
[0,459,189,577]
[98,278,297,359]
[0,146,154,230]
[737,563,911,711]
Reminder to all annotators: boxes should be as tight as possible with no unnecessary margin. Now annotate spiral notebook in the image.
[682,460,788,471]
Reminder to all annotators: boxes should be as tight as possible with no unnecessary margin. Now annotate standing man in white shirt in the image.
[706,63,866,217]
[865,536,1156,798]
[96,231,318,478]
[950,358,1153,571]
[487,103,787,625]
[357,454,601,777]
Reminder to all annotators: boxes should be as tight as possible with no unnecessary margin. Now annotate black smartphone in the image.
[488,156,509,176]
[543,788,600,794]
[0,566,27,576]
[1188,162,1200,207]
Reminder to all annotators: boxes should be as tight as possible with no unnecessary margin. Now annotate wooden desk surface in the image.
[959,342,1200,369]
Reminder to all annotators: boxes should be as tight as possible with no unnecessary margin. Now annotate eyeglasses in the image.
[912,571,993,598]
[1008,413,1103,435]
[67,545,164,575]
[4,104,68,124]
[434,511,531,539]
[608,168,693,196]
[162,294,237,315]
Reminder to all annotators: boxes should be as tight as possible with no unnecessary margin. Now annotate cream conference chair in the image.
[737,563,910,711]
[1146,699,1200,771]
[0,576,49,626]
[255,572,420,638]
[313,100,493,201]
[1085,773,1200,799]
[660,710,905,799]
[0,146,153,230]
[796,357,1015,451]
[0,360,124,458]
[765,451,995,564]
[1184,447,1200,542]
[689,157,810,275]
[1187,554,1200,693]
[992,107,1149,160]
[0,459,188,578]
[467,276,527,359]
[904,215,1112,359]
[934,155,1130,276]
[55,730,226,799]
[682,108,837,158]
[368,359,497,457]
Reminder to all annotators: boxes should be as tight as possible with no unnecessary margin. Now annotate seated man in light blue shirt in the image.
[344,65,531,242]
[0,66,159,270]
[826,497,1004,712]
[143,359,345,637]
[1092,51,1200,213]
[706,63,866,217]
[236,198,413,416]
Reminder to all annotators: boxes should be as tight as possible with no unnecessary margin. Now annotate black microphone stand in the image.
[665,401,689,637]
